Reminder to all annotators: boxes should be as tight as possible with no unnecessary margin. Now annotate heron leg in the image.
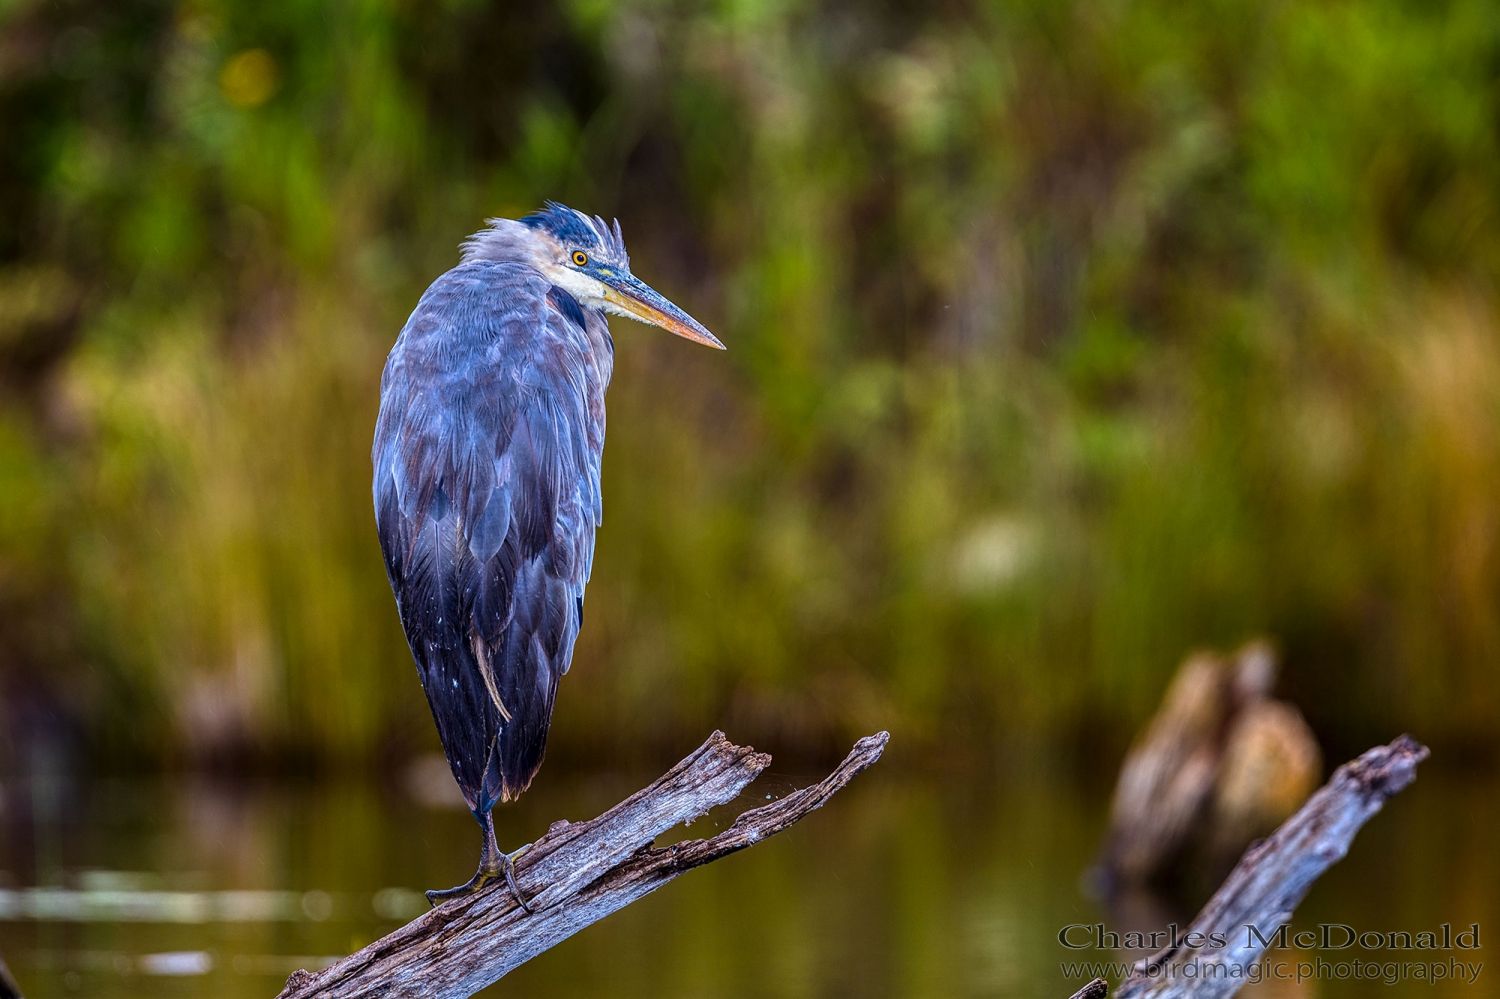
[425,809,505,907]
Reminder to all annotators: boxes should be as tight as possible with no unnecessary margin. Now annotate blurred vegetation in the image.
[2,0,1498,769]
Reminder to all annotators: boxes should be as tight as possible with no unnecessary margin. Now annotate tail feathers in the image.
[482,568,575,805]
[391,508,580,815]
[416,635,499,815]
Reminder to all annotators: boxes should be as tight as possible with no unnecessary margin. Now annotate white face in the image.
[525,230,613,310]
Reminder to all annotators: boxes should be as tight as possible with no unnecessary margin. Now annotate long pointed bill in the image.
[602,274,725,349]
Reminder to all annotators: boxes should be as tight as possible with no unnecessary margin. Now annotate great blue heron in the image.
[372,203,722,907]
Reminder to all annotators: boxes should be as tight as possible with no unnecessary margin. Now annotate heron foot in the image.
[503,846,534,914]
[424,845,534,913]
[424,863,502,907]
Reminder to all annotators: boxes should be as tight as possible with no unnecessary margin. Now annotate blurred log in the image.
[1093,735,1427,999]
[275,730,888,999]
[1103,641,1321,890]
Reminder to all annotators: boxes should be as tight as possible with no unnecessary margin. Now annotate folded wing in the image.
[373,262,609,811]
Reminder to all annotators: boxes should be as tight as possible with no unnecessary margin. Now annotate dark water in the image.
[0,747,1492,998]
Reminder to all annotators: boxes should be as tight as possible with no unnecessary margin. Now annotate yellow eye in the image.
[572,250,589,266]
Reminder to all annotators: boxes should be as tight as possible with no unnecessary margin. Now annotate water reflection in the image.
[0,753,1491,998]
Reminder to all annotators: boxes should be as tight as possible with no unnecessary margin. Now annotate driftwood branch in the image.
[277,730,888,999]
[1089,734,1427,999]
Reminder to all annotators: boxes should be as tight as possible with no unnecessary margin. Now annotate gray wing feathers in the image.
[373,262,607,811]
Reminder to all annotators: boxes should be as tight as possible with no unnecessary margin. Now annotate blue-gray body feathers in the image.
[373,259,612,813]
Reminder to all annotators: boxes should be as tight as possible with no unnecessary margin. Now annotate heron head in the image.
[462,203,723,349]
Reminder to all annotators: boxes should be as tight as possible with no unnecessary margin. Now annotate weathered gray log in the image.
[1107,735,1428,999]
[276,730,888,999]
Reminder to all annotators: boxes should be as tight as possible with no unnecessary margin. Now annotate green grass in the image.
[1,0,1498,765]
